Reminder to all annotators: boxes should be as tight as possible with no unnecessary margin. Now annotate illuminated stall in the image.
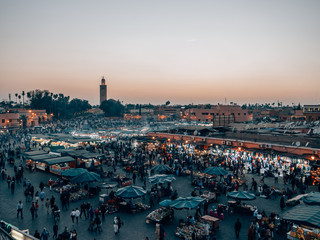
[43,156,76,175]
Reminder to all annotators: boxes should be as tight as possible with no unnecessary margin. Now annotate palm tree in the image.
[15,93,18,103]
[22,91,25,107]
[18,95,21,104]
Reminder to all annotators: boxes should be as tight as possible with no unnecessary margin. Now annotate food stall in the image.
[112,174,132,187]
[200,191,217,203]
[55,184,89,202]
[146,207,174,224]
[201,215,220,229]
[25,153,58,170]
[176,221,208,239]
[287,225,320,240]
[62,150,102,169]
[23,150,48,157]
[228,200,256,214]
[44,156,76,175]
[23,150,48,165]
[119,201,150,213]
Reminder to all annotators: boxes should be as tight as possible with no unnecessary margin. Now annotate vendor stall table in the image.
[176,221,208,239]
[201,215,219,229]
[228,201,256,214]
[146,207,174,224]
[200,191,217,203]
[287,225,320,240]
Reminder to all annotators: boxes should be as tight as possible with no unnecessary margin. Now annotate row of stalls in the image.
[57,149,103,169]
[23,148,104,175]
[23,150,76,175]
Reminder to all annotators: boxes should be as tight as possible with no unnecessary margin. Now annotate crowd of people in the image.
[0,115,319,240]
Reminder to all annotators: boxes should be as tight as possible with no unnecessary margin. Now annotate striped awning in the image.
[282,205,320,228]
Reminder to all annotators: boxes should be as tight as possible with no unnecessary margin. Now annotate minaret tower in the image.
[100,76,107,105]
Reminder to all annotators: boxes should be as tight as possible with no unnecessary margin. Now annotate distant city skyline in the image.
[1,1,320,106]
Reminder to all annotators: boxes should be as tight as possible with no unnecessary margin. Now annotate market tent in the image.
[49,146,65,152]
[29,154,58,162]
[115,185,146,199]
[302,192,320,206]
[43,156,76,165]
[71,171,101,183]
[22,150,48,157]
[227,191,256,201]
[149,174,176,184]
[65,138,93,144]
[81,153,104,159]
[282,205,320,228]
[151,164,172,173]
[61,168,88,177]
[203,167,228,176]
[169,197,205,210]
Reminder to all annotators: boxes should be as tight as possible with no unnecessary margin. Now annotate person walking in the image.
[80,202,86,219]
[7,175,11,188]
[53,222,58,239]
[17,201,23,219]
[248,223,255,240]
[155,223,160,240]
[45,198,50,214]
[280,195,286,210]
[40,227,49,240]
[113,217,119,234]
[33,201,38,218]
[39,190,46,204]
[117,216,123,233]
[235,218,242,238]
[30,202,35,220]
[10,179,15,194]
[70,229,77,240]
[70,209,76,223]
[34,230,40,239]
[75,208,80,223]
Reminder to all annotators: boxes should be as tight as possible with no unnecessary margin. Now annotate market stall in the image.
[79,152,103,168]
[112,174,132,187]
[282,204,320,239]
[201,215,220,229]
[55,183,89,202]
[200,191,217,203]
[227,191,257,214]
[146,207,174,224]
[23,150,48,157]
[287,225,320,240]
[25,153,58,170]
[176,221,209,239]
[115,185,149,213]
[43,156,76,175]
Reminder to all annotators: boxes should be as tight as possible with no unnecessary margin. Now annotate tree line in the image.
[26,89,92,119]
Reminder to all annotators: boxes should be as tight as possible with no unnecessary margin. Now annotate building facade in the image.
[183,104,252,125]
[303,105,320,121]
[0,109,50,130]
[100,77,107,105]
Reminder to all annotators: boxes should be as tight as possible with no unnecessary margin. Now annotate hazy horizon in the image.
[1,1,320,106]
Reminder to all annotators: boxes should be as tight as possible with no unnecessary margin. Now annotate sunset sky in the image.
[1,1,320,106]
